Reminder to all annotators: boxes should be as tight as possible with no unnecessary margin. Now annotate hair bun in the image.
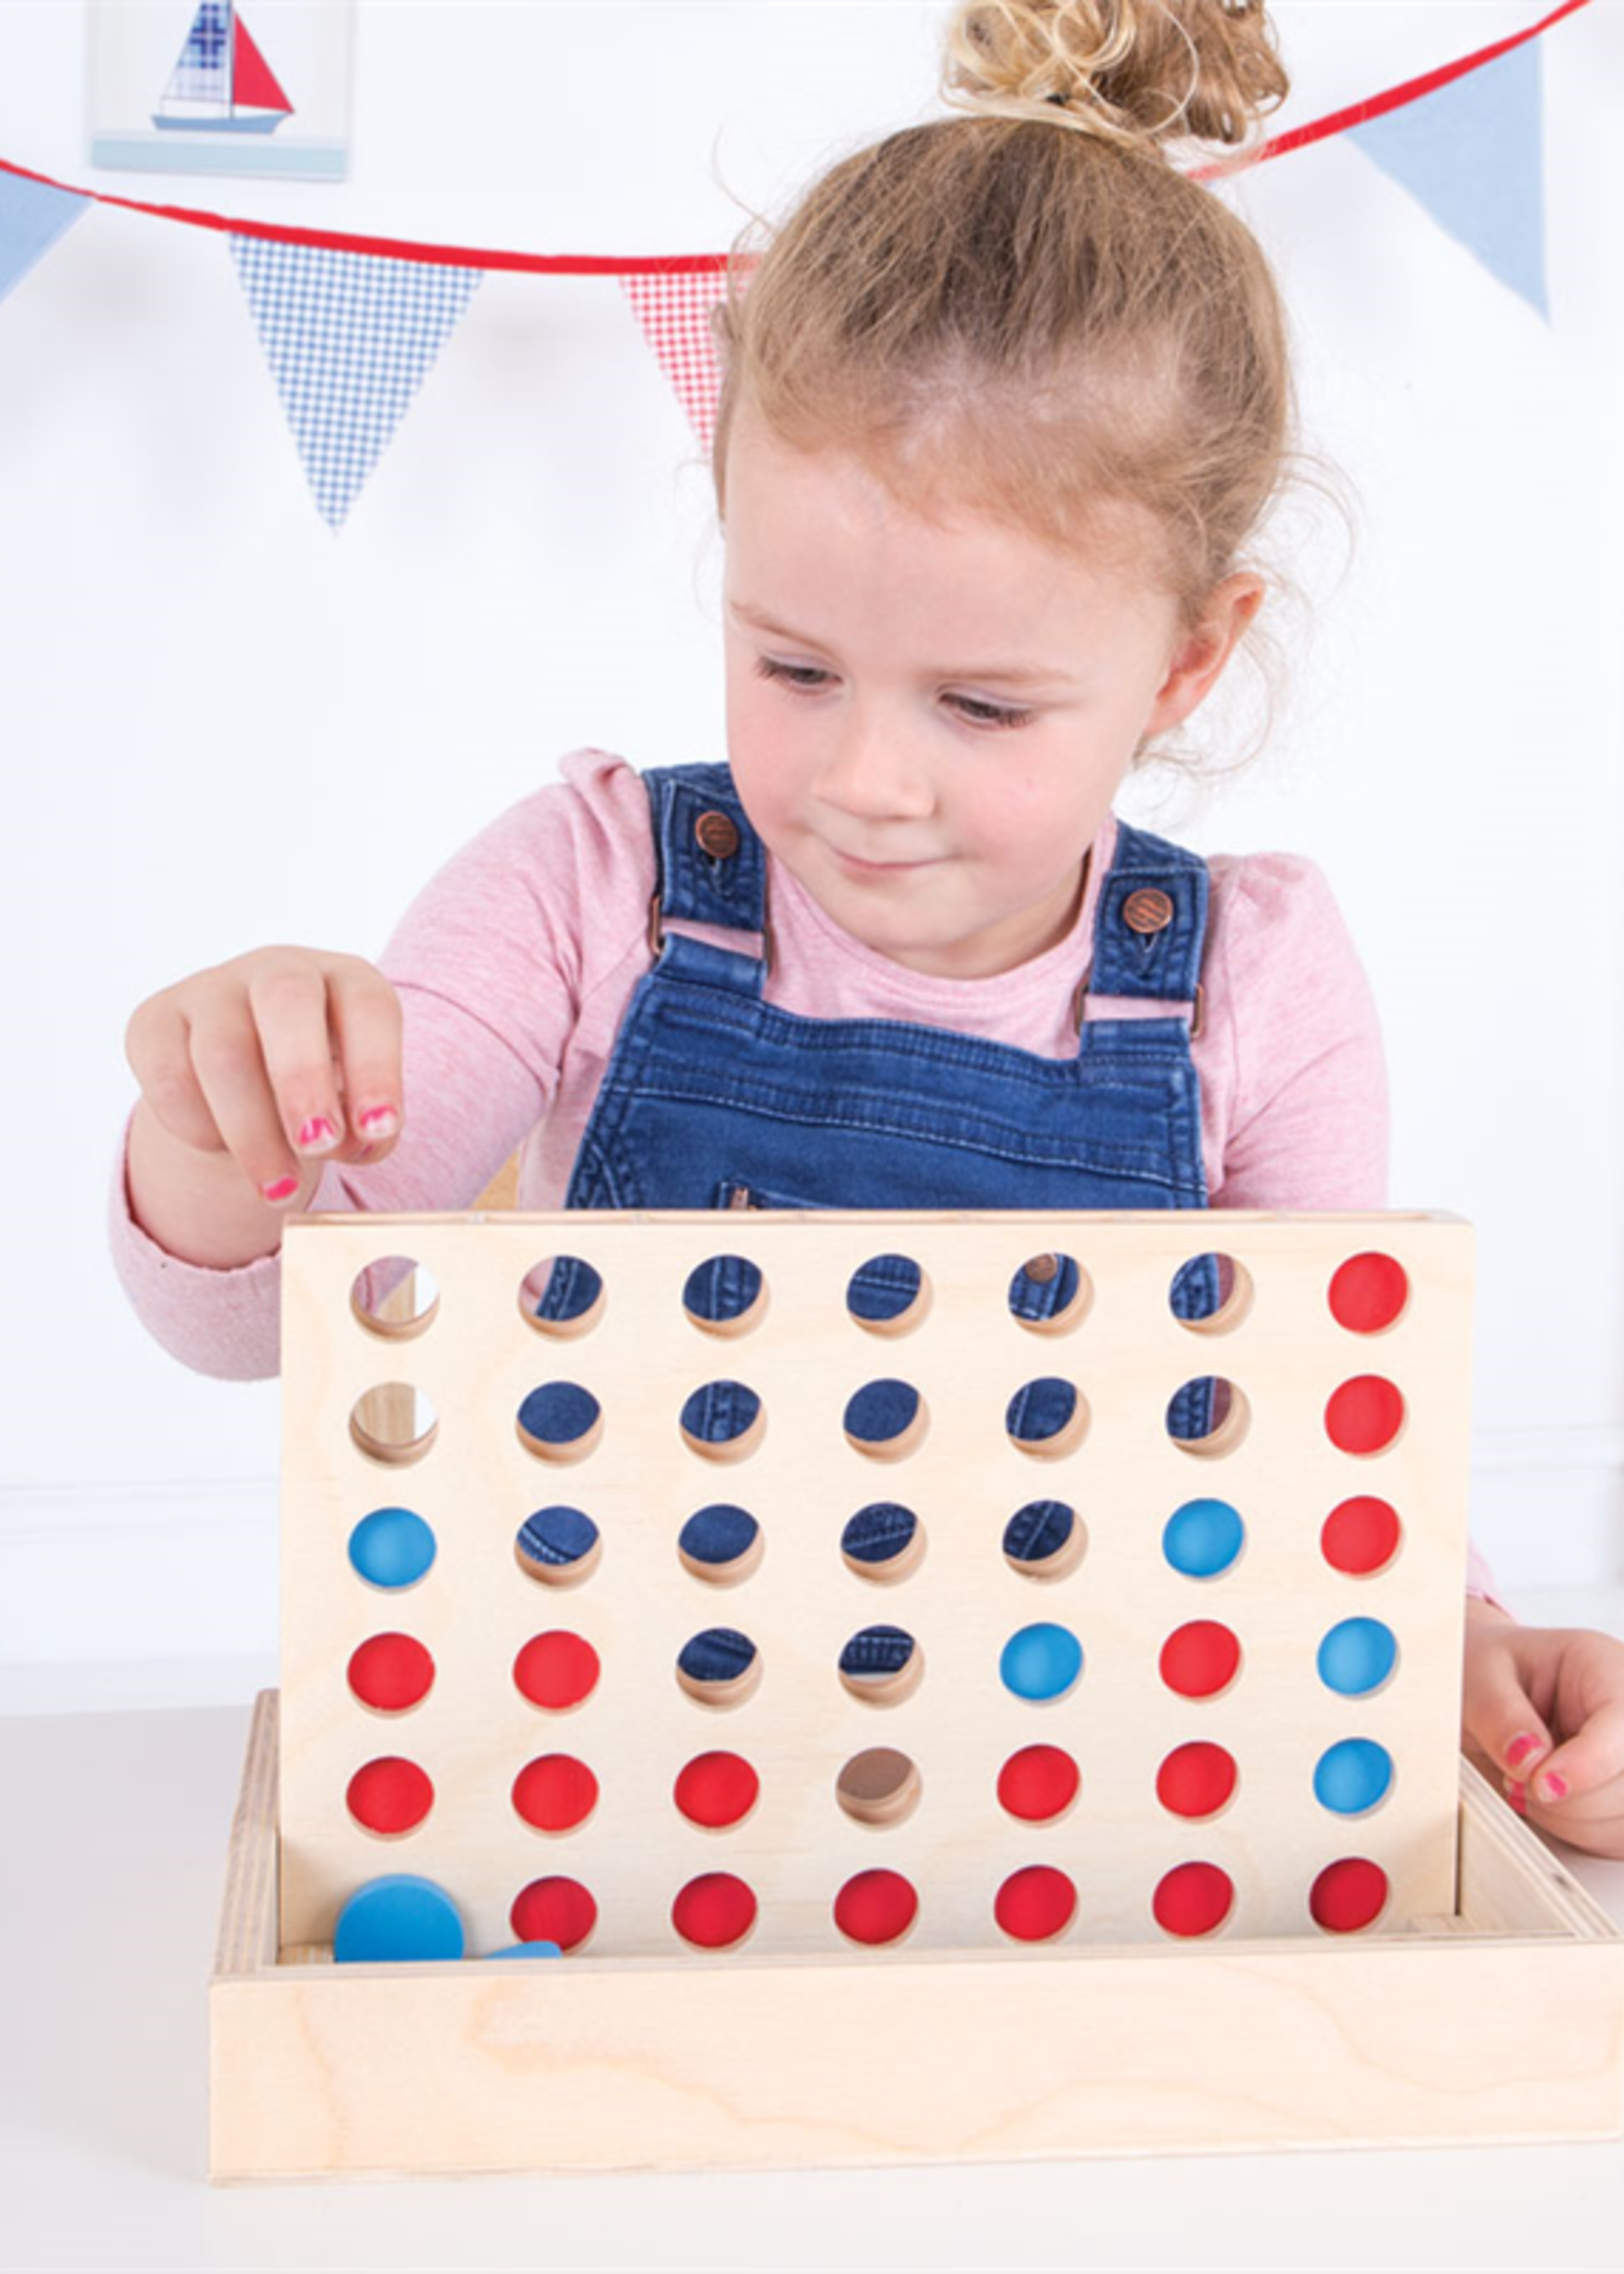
[943,0,1289,152]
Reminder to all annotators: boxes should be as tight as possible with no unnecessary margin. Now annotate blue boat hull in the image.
[150,112,285,135]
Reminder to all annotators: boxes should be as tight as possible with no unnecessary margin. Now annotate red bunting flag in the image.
[618,269,733,449]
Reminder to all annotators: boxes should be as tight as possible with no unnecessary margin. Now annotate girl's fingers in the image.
[323,957,406,1161]
[1477,1628,1624,1851]
[187,994,311,1200]
[1529,1699,1624,1811]
[124,995,230,1156]
[249,956,351,1164]
[125,947,406,1202]
[1461,1629,1554,1787]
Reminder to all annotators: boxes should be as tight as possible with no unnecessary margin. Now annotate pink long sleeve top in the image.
[105,751,1499,1602]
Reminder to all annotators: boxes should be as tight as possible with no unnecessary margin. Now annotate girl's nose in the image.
[813,706,936,821]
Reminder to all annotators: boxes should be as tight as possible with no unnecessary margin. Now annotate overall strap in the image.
[646,762,769,931]
[643,761,769,1000]
[1088,819,1210,1009]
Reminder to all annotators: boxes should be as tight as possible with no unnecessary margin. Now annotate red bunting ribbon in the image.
[0,0,1593,269]
[1192,0,1593,180]
[0,154,727,276]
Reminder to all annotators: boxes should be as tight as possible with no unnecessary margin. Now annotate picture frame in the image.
[87,0,353,183]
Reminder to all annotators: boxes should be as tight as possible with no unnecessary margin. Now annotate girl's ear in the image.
[1142,574,1265,736]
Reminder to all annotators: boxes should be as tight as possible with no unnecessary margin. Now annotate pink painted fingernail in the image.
[1506,1732,1544,1769]
[357,1106,399,1139]
[296,1114,341,1152]
[1506,1780,1528,1814]
[261,1175,300,1203]
[1537,1772,1569,1802]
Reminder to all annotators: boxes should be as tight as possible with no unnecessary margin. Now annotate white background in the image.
[1,1,1621,1697]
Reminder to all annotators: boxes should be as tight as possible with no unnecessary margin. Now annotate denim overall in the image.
[526,762,1218,1667]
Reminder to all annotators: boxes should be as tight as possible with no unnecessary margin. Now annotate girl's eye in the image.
[755,657,832,692]
[754,656,1032,731]
[949,693,1033,731]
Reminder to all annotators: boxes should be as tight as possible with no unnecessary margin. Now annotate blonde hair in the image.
[712,2,1308,759]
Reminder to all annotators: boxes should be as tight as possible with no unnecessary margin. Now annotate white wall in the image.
[2,1,1620,1689]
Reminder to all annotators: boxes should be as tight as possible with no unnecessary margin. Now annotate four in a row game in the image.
[277,1210,1475,1961]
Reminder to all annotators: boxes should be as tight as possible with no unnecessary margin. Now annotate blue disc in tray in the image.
[1312,1737,1394,1817]
[483,1942,564,1959]
[1000,1621,1083,1701]
[348,1506,436,1590]
[1316,1616,1398,1698]
[1162,1497,1245,1580]
[333,1874,465,1963]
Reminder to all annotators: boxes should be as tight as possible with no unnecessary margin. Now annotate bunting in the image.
[229,238,482,527]
[617,270,734,452]
[0,0,1593,526]
[1348,44,1549,318]
[0,170,87,305]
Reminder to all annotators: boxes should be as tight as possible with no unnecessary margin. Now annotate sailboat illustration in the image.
[151,1,294,136]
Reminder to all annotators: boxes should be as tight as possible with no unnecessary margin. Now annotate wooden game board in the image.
[207,1208,1624,2180]
[275,1210,1476,1958]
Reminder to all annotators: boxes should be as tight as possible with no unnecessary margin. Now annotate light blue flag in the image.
[1348,44,1549,320]
[0,171,87,308]
[229,237,484,528]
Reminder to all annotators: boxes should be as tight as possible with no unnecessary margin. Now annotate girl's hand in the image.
[125,946,405,1206]
[1462,1601,1624,1859]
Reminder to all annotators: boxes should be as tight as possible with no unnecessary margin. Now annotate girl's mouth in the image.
[831,846,943,875]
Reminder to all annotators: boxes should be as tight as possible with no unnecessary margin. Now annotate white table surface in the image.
[4,1590,1623,2274]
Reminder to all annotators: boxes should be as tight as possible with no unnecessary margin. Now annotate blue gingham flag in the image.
[0,169,87,309]
[230,238,484,527]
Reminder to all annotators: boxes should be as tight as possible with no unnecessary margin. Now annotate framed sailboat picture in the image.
[88,0,353,182]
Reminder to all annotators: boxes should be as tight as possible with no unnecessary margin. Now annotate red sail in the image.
[233,15,293,114]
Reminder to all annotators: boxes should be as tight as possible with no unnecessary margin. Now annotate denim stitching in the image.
[648,985,1195,1079]
[608,1084,1202,1192]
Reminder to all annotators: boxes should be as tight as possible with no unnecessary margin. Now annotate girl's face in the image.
[722,412,1259,980]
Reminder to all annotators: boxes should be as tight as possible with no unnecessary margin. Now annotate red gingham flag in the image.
[619,268,730,448]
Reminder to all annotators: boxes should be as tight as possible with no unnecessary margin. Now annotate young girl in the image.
[111,0,1623,1858]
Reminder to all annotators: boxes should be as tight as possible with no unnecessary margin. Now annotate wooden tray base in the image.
[209,1692,1624,2181]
